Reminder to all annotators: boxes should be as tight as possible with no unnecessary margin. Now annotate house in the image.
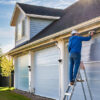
[8,0,100,99]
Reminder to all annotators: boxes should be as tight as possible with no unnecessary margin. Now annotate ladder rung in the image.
[65,93,71,96]
[77,79,84,82]
[68,84,74,87]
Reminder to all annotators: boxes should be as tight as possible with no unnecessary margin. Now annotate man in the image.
[68,30,94,85]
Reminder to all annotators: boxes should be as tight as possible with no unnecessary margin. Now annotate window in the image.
[22,20,25,37]
[16,20,25,40]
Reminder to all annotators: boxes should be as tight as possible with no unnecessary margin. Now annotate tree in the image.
[1,56,14,88]
[0,48,2,56]
[0,48,2,75]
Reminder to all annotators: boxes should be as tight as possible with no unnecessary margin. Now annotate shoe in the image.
[70,81,75,85]
[77,79,84,82]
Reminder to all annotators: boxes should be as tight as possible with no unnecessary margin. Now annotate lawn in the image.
[0,87,30,100]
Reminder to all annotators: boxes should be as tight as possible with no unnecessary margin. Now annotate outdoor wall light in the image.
[28,66,31,71]
[58,59,62,63]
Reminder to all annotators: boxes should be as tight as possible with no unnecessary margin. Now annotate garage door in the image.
[71,35,100,100]
[17,54,29,91]
[34,46,60,99]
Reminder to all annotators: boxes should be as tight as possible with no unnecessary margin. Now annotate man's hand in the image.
[88,31,95,37]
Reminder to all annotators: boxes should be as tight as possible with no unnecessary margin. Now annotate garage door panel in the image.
[17,55,29,91]
[35,55,59,64]
[35,69,59,80]
[37,47,58,53]
[34,46,59,99]
[35,81,59,98]
[84,63,100,80]
[36,60,58,65]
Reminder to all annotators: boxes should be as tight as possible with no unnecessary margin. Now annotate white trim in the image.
[26,14,60,20]
[16,4,26,15]
[28,51,35,93]
[10,4,17,26]
[28,51,31,92]
[31,52,35,93]
[56,40,68,100]
[10,4,26,26]
[13,57,16,89]
[27,16,30,40]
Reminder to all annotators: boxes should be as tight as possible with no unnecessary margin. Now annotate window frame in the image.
[16,19,25,41]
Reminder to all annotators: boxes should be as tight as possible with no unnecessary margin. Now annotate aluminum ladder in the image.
[63,63,93,100]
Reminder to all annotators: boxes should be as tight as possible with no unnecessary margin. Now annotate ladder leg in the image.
[64,66,93,100]
[79,71,87,100]
[63,86,70,100]
[83,68,93,100]
[63,95,66,100]
[69,85,75,100]
[63,84,76,100]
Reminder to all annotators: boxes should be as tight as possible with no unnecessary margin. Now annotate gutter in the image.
[8,16,100,55]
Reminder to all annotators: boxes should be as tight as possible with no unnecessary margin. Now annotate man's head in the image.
[71,30,79,36]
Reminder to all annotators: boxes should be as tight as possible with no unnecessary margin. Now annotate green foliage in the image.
[0,57,2,73]
[0,48,2,56]
[0,48,2,73]
[1,56,14,77]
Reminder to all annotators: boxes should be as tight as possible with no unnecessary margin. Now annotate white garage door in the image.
[16,54,29,91]
[34,46,60,99]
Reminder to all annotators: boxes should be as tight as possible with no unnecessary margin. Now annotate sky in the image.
[0,0,78,53]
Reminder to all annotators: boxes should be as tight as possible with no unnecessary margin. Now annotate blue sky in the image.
[0,0,77,53]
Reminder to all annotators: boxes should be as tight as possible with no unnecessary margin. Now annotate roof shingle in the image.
[17,3,65,17]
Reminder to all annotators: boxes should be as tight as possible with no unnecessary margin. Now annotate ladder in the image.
[63,62,93,100]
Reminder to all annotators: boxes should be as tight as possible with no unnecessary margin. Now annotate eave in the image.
[26,14,60,20]
[8,16,100,56]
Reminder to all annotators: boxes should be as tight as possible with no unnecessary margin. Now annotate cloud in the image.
[0,0,33,4]
[0,27,15,53]
[27,0,78,9]
[0,27,14,39]
[0,12,12,19]
[0,0,78,9]
[25,0,78,9]
[1,43,14,53]
[0,0,16,4]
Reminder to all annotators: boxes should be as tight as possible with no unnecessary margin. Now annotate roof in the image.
[11,3,65,26]
[17,3,65,17]
[13,0,100,49]
[27,0,100,42]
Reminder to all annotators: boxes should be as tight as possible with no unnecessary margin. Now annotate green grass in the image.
[0,87,30,100]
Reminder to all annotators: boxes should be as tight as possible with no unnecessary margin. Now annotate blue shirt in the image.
[68,36,91,53]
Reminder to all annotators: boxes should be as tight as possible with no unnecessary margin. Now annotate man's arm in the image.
[79,36,91,41]
[79,31,94,41]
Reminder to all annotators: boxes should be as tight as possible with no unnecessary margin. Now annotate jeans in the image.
[69,52,81,82]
